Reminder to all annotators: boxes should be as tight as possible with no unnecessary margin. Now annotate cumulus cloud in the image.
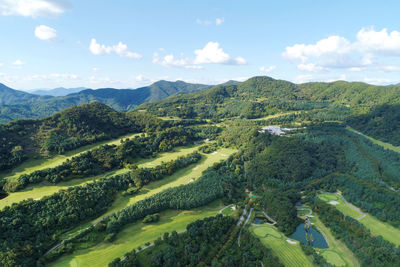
[0,0,70,17]
[89,39,142,59]
[284,28,400,72]
[153,42,246,69]
[194,42,246,65]
[13,60,25,66]
[34,25,57,40]
[260,65,276,73]
[152,53,203,69]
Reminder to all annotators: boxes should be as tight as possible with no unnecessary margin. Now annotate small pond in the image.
[254,218,265,224]
[289,224,329,248]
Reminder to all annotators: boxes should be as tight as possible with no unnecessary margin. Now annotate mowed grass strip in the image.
[310,215,360,267]
[50,200,224,267]
[318,193,362,218]
[0,132,142,182]
[347,126,400,154]
[60,148,236,238]
[0,144,203,210]
[321,251,346,267]
[318,193,400,246]
[250,225,313,267]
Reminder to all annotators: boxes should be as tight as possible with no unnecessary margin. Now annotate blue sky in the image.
[1,0,400,90]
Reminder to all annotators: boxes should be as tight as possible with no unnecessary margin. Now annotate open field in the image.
[220,204,236,216]
[318,193,400,246]
[135,144,200,167]
[347,126,400,154]
[0,144,203,210]
[250,111,299,121]
[250,224,313,267]
[0,132,142,182]
[49,200,224,267]
[310,214,360,267]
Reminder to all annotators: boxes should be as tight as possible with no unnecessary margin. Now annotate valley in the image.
[1,76,400,267]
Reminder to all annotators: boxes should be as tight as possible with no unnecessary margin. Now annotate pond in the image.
[289,224,329,248]
[254,217,265,224]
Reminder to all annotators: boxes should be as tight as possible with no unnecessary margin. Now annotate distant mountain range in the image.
[0,80,212,123]
[29,87,89,96]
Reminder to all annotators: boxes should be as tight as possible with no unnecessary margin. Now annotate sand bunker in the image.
[286,239,297,244]
[329,200,339,205]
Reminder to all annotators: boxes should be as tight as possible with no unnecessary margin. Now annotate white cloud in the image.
[295,74,314,83]
[197,17,225,26]
[152,53,203,69]
[363,77,394,85]
[0,0,69,17]
[34,25,57,40]
[0,62,3,67]
[283,35,352,63]
[356,28,400,56]
[284,27,400,73]
[297,63,323,72]
[92,67,99,72]
[89,39,142,59]
[216,18,224,26]
[153,42,246,69]
[13,60,25,66]
[194,42,246,65]
[260,65,276,73]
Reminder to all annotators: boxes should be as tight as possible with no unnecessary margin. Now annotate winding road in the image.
[238,207,253,247]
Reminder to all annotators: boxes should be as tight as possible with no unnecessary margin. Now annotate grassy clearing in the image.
[157,116,182,121]
[321,251,346,267]
[220,204,235,216]
[318,193,362,218]
[250,111,299,121]
[0,133,142,182]
[0,169,128,210]
[347,126,400,154]
[0,144,204,210]
[250,224,313,267]
[49,200,224,267]
[318,193,400,246]
[309,214,360,267]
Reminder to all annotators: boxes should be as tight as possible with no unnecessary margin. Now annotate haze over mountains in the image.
[0,80,212,123]
[29,87,89,97]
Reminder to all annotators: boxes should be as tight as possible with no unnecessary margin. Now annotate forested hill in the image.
[0,80,211,123]
[0,83,52,105]
[0,101,163,172]
[137,76,400,145]
[138,76,400,119]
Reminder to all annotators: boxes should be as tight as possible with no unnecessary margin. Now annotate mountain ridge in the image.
[0,80,212,122]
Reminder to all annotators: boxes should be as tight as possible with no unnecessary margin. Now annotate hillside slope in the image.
[0,83,52,105]
[0,102,160,172]
[0,81,211,123]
